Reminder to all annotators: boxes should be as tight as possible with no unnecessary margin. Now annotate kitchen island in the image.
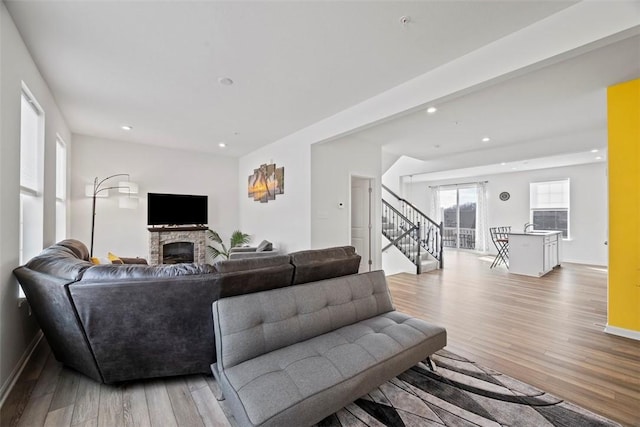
[508,230,562,277]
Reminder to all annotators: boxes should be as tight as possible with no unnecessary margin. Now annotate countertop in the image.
[508,230,562,236]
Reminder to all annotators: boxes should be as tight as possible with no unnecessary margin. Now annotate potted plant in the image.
[207,229,251,260]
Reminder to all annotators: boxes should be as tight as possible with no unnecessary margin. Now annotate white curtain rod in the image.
[428,180,488,189]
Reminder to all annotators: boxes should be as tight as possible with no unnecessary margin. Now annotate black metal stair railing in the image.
[382,200,422,273]
[382,185,444,270]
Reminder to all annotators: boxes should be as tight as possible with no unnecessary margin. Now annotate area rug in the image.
[314,349,620,427]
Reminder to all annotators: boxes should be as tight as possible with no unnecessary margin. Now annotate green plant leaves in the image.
[207,229,251,260]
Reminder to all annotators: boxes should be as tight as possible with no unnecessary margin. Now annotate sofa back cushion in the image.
[213,270,393,370]
[213,254,290,273]
[81,262,215,281]
[289,246,361,285]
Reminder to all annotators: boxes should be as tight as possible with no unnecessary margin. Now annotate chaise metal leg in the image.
[426,356,437,372]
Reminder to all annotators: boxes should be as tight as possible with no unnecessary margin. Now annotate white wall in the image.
[310,135,383,269]
[402,162,608,266]
[238,140,311,253]
[0,3,72,402]
[381,236,420,276]
[70,135,239,259]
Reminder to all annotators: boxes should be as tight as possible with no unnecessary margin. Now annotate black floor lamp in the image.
[87,173,135,257]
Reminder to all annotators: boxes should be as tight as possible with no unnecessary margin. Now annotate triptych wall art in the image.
[247,163,284,203]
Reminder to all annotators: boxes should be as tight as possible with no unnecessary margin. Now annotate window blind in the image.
[20,92,42,192]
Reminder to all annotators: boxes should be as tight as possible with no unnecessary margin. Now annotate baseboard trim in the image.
[604,324,640,341]
[0,330,43,409]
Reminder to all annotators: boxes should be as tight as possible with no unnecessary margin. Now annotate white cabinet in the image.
[543,234,559,273]
[509,231,561,277]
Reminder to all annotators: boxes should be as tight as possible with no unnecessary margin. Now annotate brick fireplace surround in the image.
[148,226,207,265]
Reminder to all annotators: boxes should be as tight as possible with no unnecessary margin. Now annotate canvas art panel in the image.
[247,163,284,203]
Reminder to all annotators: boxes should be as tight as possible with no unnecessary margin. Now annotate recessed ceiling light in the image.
[591,149,599,153]
[595,156,602,160]
[481,137,491,143]
[511,167,518,170]
[426,106,437,114]
[121,125,133,131]
[500,162,506,166]
[218,77,234,86]
[218,142,227,148]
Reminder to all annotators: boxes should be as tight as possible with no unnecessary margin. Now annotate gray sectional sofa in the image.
[13,239,361,383]
[211,270,447,427]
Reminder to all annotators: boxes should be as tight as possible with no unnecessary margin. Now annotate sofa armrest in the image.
[13,267,103,382]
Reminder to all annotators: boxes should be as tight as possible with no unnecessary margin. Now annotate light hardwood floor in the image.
[2,250,639,426]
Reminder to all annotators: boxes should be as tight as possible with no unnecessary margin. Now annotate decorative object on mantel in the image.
[206,229,251,260]
[248,163,284,203]
[86,174,138,257]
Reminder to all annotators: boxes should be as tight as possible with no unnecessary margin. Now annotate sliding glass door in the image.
[440,186,477,249]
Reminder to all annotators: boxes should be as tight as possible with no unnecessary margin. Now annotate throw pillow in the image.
[90,257,112,265]
[108,252,125,264]
[256,240,273,252]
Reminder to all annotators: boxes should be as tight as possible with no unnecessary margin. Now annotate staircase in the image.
[382,185,443,274]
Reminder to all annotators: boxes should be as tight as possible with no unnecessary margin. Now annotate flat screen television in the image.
[147,193,208,226]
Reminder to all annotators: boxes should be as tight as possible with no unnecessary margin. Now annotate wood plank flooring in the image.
[386,251,639,426]
[2,250,639,426]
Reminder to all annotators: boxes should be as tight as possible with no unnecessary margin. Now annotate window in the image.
[56,136,67,241]
[530,179,569,238]
[20,87,44,265]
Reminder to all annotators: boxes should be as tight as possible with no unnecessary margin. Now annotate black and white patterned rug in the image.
[315,349,620,426]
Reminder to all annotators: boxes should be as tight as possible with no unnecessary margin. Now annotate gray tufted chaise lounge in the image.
[211,270,447,427]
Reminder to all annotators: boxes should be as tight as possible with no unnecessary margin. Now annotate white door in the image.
[351,177,372,272]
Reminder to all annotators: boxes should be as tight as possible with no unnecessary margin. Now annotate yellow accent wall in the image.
[608,78,640,333]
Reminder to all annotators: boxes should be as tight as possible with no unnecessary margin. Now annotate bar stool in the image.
[489,226,511,268]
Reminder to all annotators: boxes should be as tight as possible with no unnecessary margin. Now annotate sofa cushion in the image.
[214,255,290,273]
[81,262,215,281]
[289,245,356,262]
[289,246,361,285]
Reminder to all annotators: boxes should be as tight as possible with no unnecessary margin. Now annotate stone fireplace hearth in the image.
[149,226,207,265]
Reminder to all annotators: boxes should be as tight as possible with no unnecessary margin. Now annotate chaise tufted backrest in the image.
[212,270,394,370]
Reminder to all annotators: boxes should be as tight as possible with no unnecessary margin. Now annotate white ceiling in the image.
[363,33,640,180]
[4,1,639,178]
